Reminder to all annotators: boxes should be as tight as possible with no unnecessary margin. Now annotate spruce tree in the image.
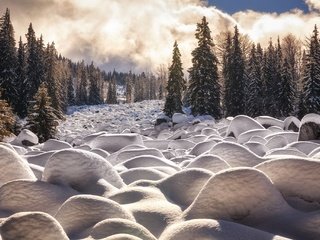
[67,76,75,106]
[27,83,59,142]
[164,41,185,117]
[76,61,88,105]
[88,62,103,105]
[0,8,17,108]
[278,57,295,116]
[0,96,15,140]
[246,44,264,117]
[224,26,246,116]
[301,25,320,115]
[222,32,232,112]
[125,71,134,103]
[45,42,63,118]
[187,16,221,118]
[106,77,117,104]
[15,36,28,117]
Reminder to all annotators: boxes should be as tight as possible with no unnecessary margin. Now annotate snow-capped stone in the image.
[159,219,290,240]
[89,133,144,153]
[0,145,36,186]
[186,154,230,173]
[299,113,320,141]
[43,149,125,192]
[120,168,168,184]
[90,218,157,240]
[226,115,264,138]
[255,116,284,128]
[55,195,135,238]
[172,113,188,124]
[284,116,300,132]
[11,129,39,146]
[1,212,69,240]
[42,139,72,151]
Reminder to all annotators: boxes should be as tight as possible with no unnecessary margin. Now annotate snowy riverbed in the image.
[1,101,320,239]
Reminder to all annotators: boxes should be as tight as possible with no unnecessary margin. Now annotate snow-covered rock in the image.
[11,129,39,146]
[172,113,188,124]
[226,115,264,138]
[299,113,320,141]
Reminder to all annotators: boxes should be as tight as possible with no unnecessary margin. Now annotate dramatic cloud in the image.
[0,0,319,71]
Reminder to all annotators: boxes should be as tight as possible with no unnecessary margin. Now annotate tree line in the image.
[164,16,320,120]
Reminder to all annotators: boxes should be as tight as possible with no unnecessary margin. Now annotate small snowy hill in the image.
[2,103,320,239]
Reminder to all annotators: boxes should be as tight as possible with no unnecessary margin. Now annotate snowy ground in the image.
[1,101,320,239]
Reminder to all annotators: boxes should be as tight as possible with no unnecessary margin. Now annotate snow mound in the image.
[285,141,320,155]
[0,145,36,186]
[11,129,39,146]
[256,116,284,128]
[159,219,290,240]
[265,135,289,150]
[299,113,320,141]
[43,149,124,193]
[55,194,134,238]
[172,113,188,124]
[244,142,268,157]
[120,168,168,184]
[168,139,195,150]
[256,158,320,204]
[42,139,72,151]
[1,211,69,240]
[186,154,230,173]
[143,140,169,150]
[157,168,213,209]
[25,151,55,167]
[109,187,182,238]
[89,218,156,240]
[89,133,144,153]
[237,129,272,144]
[188,140,216,156]
[120,155,180,171]
[209,142,264,167]
[284,116,300,132]
[0,180,76,216]
[226,115,264,138]
[111,148,164,165]
[184,168,289,221]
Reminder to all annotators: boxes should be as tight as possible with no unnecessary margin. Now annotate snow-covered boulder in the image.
[184,168,290,222]
[42,139,72,151]
[285,141,320,155]
[120,168,168,185]
[226,115,264,138]
[188,140,216,156]
[89,133,144,153]
[0,145,36,186]
[168,139,195,150]
[298,113,320,141]
[90,218,157,240]
[284,116,300,132]
[157,169,213,209]
[43,149,125,193]
[186,154,230,173]
[172,113,188,124]
[159,219,290,240]
[25,151,55,167]
[256,158,320,204]
[256,116,284,128]
[237,129,272,144]
[1,211,69,240]
[11,129,39,146]
[209,142,264,167]
[244,142,268,157]
[0,180,76,216]
[55,195,134,238]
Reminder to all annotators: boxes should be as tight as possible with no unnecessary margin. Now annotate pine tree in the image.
[264,39,278,116]
[224,26,246,117]
[222,31,232,112]
[67,76,75,106]
[0,8,17,108]
[26,23,44,101]
[125,71,134,103]
[106,77,117,104]
[278,57,295,116]
[76,61,88,105]
[0,96,15,140]
[301,25,320,115]
[88,62,103,105]
[27,83,59,142]
[45,42,63,118]
[164,41,185,117]
[15,36,28,117]
[245,44,265,117]
[187,16,221,118]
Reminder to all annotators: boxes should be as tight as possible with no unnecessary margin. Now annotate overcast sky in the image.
[1,0,319,72]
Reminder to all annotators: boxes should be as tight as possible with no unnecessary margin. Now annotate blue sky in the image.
[208,0,309,14]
